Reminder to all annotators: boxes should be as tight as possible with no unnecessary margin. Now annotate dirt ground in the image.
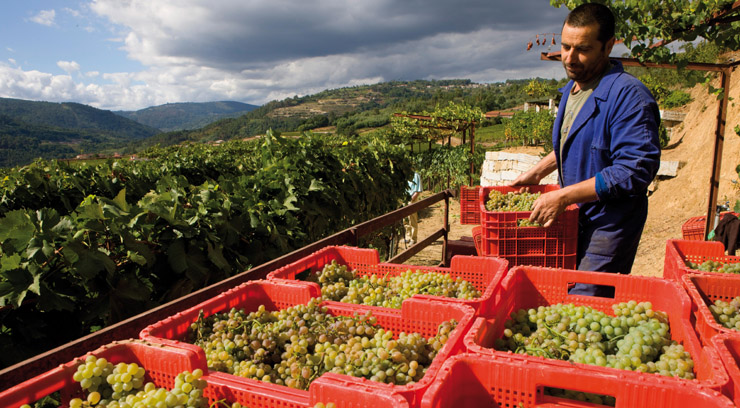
[402,73,740,278]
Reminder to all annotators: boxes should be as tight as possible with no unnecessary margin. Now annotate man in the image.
[405,171,423,245]
[509,3,661,296]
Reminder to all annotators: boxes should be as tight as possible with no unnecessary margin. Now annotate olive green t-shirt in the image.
[559,62,615,159]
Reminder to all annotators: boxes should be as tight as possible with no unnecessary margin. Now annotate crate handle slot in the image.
[540,386,616,407]
[566,281,616,299]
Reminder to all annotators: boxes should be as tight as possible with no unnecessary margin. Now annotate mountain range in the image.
[0,78,542,168]
[115,101,258,132]
[0,98,259,167]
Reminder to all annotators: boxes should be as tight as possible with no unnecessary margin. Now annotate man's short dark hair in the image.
[565,3,615,45]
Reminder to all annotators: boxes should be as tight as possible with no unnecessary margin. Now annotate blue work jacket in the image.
[553,60,661,257]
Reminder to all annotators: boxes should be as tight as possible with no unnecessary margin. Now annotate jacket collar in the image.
[554,59,624,174]
[558,59,623,100]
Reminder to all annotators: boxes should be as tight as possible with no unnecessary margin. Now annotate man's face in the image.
[561,22,614,84]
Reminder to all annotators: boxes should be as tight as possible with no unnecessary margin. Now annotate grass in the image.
[475,124,507,143]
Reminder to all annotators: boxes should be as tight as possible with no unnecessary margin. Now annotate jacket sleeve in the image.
[595,84,661,201]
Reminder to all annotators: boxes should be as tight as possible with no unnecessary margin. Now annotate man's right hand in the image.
[506,171,541,187]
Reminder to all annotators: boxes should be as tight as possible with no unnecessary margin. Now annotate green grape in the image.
[710,296,740,330]
[686,259,740,274]
[70,354,209,408]
[312,263,481,308]
[485,190,543,227]
[495,301,694,379]
[187,298,457,390]
[485,190,541,212]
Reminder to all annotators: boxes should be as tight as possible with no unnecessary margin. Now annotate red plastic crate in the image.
[712,333,740,406]
[267,245,508,313]
[478,184,576,226]
[459,185,481,225]
[464,265,729,392]
[0,339,227,408]
[140,279,475,408]
[682,212,738,241]
[682,273,740,347]
[0,339,409,408]
[421,353,734,408]
[472,226,482,255]
[664,239,740,283]
[477,185,578,269]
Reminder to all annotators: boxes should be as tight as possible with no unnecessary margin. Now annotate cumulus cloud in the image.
[30,9,56,26]
[4,0,571,110]
[90,0,568,71]
[57,61,81,74]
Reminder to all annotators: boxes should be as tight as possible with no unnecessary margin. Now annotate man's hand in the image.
[530,190,568,228]
[506,171,541,187]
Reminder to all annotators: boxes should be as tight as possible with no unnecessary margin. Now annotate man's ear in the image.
[604,36,616,55]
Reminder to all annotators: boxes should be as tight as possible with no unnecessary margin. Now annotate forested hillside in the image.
[138,78,564,147]
[0,98,161,167]
[116,101,258,132]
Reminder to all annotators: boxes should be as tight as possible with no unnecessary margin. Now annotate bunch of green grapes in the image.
[709,296,740,330]
[494,301,695,379]
[314,262,480,308]
[544,387,616,407]
[61,354,207,407]
[517,218,542,227]
[686,259,740,274]
[188,297,457,390]
[485,190,541,212]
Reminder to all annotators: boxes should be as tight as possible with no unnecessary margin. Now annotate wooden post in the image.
[470,123,476,186]
[704,67,732,239]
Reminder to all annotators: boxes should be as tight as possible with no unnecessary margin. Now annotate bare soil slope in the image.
[408,75,740,276]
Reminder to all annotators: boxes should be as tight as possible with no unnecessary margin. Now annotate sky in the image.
[0,1,576,111]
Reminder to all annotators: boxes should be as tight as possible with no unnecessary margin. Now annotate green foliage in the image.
[662,90,693,109]
[413,145,485,192]
[504,110,555,151]
[297,114,330,132]
[550,0,740,64]
[0,132,412,367]
[389,101,484,145]
[0,98,159,139]
[524,79,558,100]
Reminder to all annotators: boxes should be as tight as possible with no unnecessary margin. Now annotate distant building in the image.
[523,98,559,116]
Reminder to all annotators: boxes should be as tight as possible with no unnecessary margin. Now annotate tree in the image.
[524,79,557,100]
[505,110,555,150]
[550,0,740,64]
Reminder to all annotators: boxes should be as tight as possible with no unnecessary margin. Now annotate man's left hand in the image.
[530,190,568,228]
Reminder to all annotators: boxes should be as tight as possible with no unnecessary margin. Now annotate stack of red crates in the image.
[459,185,481,225]
[477,184,578,269]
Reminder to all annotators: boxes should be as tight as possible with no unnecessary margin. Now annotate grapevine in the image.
[311,260,481,308]
[494,301,695,380]
[686,259,740,274]
[187,298,457,390]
